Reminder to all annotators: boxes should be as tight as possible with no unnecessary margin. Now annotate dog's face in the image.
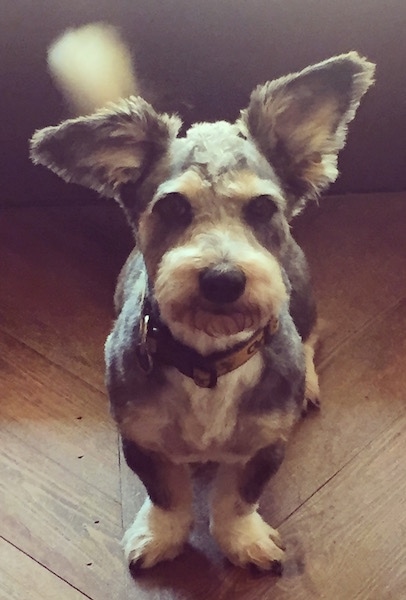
[136,121,290,339]
[31,53,374,340]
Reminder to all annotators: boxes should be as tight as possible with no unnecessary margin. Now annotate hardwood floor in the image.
[1,193,405,600]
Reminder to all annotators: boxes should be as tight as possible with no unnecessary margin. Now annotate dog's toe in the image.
[128,556,144,573]
[269,528,286,551]
[270,559,284,576]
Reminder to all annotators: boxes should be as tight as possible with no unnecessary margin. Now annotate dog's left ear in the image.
[30,96,181,198]
[241,52,375,216]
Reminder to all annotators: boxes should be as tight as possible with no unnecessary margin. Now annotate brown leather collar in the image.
[136,300,278,388]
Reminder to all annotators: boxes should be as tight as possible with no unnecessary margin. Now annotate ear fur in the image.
[30,97,181,197]
[240,52,375,216]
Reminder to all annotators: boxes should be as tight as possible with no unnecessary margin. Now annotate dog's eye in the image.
[152,193,193,227]
[244,195,278,224]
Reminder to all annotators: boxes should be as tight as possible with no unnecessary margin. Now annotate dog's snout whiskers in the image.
[199,263,246,304]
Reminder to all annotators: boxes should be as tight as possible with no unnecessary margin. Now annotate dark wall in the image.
[3,0,406,206]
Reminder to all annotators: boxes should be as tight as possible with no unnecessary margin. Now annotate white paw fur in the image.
[123,498,193,568]
[303,334,321,412]
[211,510,285,571]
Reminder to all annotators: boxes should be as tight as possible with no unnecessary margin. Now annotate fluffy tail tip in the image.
[47,22,138,115]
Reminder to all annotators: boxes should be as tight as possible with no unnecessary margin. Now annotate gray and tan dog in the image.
[30,25,374,573]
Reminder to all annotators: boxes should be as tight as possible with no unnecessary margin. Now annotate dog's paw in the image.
[212,510,285,572]
[123,498,192,569]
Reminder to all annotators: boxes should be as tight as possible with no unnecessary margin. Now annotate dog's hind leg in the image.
[302,332,321,414]
[121,439,193,569]
[210,443,286,572]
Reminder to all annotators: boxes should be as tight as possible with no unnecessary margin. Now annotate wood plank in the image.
[293,192,406,362]
[285,415,406,600]
[0,537,89,600]
[0,206,132,390]
[0,330,120,501]
[0,428,128,600]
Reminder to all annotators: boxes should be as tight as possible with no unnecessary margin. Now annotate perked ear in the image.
[241,52,375,216]
[30,97,181,197]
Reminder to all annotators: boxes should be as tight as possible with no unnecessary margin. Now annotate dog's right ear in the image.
[30,97,181,198]
[240,53,375,217]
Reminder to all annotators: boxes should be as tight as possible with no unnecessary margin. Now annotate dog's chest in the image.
[164,353,263,456]
[117,349,297,463]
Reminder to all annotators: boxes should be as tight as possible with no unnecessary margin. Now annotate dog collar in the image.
[136,303,278,388]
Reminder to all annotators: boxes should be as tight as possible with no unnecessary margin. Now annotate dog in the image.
[30,24,375,572]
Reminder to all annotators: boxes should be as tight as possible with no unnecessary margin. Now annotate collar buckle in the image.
[136,314,154,374]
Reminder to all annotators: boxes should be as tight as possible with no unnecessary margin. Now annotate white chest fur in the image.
[168,352,263,453]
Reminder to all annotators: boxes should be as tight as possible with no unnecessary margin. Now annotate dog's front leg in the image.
[210,442,286,572]
[121,439,193,569]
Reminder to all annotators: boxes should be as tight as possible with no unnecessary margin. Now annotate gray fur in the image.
[238,303,306,416]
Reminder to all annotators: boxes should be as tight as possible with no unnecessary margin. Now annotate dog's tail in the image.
[47,23,138,115]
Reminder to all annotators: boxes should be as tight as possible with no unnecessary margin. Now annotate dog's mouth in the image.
[187,302,259,337]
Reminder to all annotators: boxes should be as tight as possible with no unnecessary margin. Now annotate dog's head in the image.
[31,53,374,342]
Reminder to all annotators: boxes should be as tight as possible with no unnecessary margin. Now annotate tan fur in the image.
[302,331,321,413]
[155,167,211,200]
[212,170,285,203]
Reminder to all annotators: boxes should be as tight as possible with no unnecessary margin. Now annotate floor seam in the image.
[0,535,95,600]
[278,410,405,527]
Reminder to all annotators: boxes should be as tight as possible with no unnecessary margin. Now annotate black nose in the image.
[199,264,246,304]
